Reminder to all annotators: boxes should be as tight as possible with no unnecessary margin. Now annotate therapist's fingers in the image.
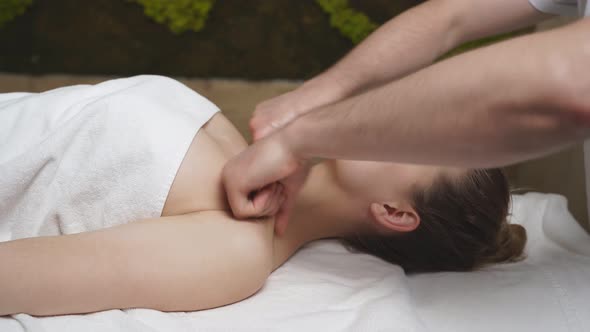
[252,182,284,217]
[250,92,302,141]
[223,135,301,220]
[274,165,310,236]
[274,199,293,236]
[227,182,278,220]
[251,112,297,142]
[223,165,263,219]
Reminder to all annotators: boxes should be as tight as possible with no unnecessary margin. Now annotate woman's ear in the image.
[369,202,420,233]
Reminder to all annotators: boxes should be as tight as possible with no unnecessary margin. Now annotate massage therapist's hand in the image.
[250,77,348,141]
[223,133,311,236]
[250,90,305,141]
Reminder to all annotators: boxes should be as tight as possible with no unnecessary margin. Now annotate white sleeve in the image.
[528,0,580,16]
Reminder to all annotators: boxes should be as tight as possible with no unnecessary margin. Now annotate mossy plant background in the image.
[0,0,529,79]
[0,0,424,78]
[0,0,32,27]
[132,0,216,34]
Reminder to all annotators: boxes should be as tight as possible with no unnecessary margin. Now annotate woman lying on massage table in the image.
[0,76,525,316]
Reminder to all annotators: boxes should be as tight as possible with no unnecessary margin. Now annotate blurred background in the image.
[1,0,587,228]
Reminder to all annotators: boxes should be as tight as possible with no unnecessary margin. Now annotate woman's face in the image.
[331,160,462,203]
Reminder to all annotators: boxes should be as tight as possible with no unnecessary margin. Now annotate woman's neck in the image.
[271,161,367,270]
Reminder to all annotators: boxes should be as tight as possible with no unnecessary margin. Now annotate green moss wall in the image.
[0,0,424,79]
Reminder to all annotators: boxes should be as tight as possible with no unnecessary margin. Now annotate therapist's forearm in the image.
[293,0,547,110]
[282,19,590,168]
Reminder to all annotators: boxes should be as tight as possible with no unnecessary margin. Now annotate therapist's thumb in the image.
[222,155,283,219]
[223,179,265,220]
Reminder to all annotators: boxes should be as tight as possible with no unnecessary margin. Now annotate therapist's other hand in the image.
[250,91,306,141]
[250,77,349,141]
[222,134,310,236]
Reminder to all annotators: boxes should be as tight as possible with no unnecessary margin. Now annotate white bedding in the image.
[1,192,589,332]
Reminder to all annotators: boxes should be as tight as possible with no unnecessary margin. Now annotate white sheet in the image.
[409,192,590,332]
[1,192,589,332]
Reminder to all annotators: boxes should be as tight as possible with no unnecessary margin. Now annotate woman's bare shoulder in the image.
[186,210,275,252]
[163,112,248,216]
[170,211,276,309]
[98,210,276,312]
[202,112,249,157]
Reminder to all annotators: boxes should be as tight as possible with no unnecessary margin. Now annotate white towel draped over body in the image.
[0,75,219,241]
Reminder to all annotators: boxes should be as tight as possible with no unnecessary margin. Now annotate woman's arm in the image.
[0,212,273,316]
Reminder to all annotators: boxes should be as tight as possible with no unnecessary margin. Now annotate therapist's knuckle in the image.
[233,206,251,219]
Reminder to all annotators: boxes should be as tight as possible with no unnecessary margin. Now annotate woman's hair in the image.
[345,169,526,273]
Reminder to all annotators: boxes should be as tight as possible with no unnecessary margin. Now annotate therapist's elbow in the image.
[550,74,590,135]
[539,21,590,131]
[544,68,590,132]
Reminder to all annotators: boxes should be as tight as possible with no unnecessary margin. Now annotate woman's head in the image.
[332,161,526,273]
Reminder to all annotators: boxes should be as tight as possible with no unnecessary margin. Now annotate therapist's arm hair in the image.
[288,0,550,112]
[0,212,273,316]
[281,18,590,168]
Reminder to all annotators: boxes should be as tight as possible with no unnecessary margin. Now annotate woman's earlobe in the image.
[369,202,420,233]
